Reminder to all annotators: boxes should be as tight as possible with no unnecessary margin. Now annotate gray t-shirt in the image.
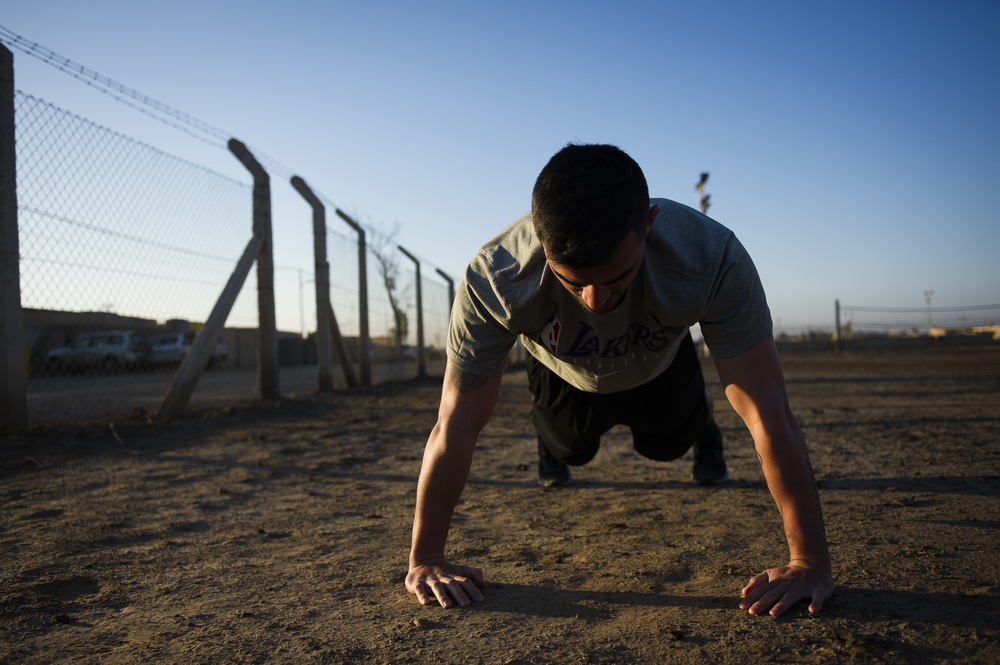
[448,198,772,393]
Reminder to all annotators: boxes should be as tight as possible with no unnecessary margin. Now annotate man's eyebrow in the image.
[549,260,639,288]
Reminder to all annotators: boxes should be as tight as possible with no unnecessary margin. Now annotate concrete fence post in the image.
[290,176,358,389]
[228,139,279,399]
[0,45,28,433]
[335,209,372,387]
[290,176,333,392]
[435,268,455,316]
[398,246,426,379]
[835,299,842,355]
[156,234,266,421]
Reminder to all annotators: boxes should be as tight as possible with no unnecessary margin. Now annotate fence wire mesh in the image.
[7,50,458,429]
[324,223,451,368]
[12,90,455,426]
[16,92,256,379]
[841,303,1000,338]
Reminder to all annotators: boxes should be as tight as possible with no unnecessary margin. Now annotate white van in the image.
[44,331,150,373]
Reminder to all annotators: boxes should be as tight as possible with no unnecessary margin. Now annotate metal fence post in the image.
[229,139,279,399]
[0,45,27,433]
[398,246,426,379]
[335,209,371,387]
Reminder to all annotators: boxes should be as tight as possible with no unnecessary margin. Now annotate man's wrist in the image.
[788,556,832,573]
[409,552,446,569]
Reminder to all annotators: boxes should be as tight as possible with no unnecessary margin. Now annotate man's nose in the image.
[581,285,611,312]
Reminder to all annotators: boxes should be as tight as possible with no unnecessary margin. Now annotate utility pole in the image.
[924,289,934,333]
[696,172,710,214]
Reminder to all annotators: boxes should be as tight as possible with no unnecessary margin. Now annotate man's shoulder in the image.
[467,212,547,289]
[646,198,737,272]
[477,211,537,262]
[452,212,553,341]
[650,198,733,235]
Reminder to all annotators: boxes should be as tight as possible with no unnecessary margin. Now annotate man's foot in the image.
[692,421,728,485]
[537,437,571,487]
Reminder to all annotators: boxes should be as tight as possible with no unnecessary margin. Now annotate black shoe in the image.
[537,437,571,488]
[692,421,728,485]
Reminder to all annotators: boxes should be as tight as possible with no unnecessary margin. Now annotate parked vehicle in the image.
[147,332,228,369]
[148,333,191,366]
[207,340,228,368]
[44,330,150,373]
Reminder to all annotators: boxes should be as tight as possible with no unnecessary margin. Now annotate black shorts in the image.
[527,332,710,466]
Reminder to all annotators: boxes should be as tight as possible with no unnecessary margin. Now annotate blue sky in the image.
[4,1,999,334]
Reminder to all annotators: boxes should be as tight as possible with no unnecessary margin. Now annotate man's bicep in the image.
[449,362,495,394]
[440,361,504,434]
[713,336,789,425]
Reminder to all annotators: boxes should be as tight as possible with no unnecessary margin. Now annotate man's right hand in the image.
[405,559,486,608]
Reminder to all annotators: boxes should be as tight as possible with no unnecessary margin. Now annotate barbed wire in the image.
[2,25,460,285]
[0,24,231,147]
[0,24,349,210]
[315,191,456,282]
[14,91,248,184]
[246,147,297,183]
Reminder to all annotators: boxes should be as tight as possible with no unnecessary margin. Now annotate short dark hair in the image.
[531,143,649,267]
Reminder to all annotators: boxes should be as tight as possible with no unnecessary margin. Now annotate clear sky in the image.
[4,0,999,335]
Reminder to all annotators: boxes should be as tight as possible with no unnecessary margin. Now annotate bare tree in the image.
[366,219,409,349]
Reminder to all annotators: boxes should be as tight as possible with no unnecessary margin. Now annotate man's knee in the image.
[631,432,695,461]
[562,447,600,466]
[538,430,601,466]
[630,395,711,462]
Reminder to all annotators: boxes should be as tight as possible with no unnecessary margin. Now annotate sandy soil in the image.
[2,345,999,664]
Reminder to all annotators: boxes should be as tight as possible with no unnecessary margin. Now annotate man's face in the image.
[544,205,658,314]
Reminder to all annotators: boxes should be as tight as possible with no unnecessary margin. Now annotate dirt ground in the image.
[2,345,998,664]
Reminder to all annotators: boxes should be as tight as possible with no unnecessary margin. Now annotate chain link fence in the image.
[4,48,455,430]
[17,92,257,375]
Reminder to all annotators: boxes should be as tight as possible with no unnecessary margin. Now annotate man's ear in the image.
[646,204,659,230]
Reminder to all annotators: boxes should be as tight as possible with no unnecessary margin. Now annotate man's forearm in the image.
[409,364,502,568]
[409,424,477,566]
[755,426,830,569]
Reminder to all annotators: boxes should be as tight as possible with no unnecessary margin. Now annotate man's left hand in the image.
[739,561,834,616]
